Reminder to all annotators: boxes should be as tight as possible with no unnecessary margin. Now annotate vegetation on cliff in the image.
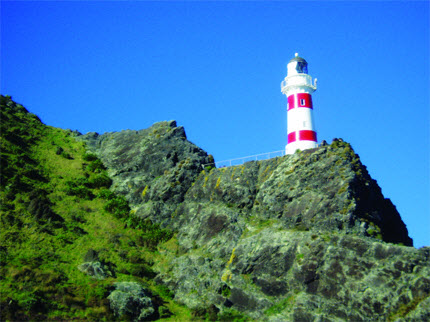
[0,95,190,320]
[1,95,429,321]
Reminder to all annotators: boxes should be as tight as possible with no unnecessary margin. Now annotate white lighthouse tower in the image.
[281,53,318,154]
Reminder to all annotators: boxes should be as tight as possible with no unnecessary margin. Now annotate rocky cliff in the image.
[1,94,428,321]
[78,121,429,321]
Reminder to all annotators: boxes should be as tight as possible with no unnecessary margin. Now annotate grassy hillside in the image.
[0,95,191,321]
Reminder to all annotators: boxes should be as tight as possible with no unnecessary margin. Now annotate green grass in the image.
[0,95,193,321]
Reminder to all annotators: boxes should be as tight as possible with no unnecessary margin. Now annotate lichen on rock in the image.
[78,120,212,226]
[107,282,154,321]
[79,123,427,320]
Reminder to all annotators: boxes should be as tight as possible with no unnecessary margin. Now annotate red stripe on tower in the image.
[297,93,313,109]
[288,132,296,143]
[287,95,295,111]
[299,130,317,142]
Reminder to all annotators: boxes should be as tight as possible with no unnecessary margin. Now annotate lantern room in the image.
[287,53,309,75]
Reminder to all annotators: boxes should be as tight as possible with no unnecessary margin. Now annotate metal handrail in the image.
[202,150,285,169]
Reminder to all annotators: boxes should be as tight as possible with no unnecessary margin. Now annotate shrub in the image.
[98,189,116,200]
[65,179,94,199]
[125,214,142,229]
[192,305,219,321]
[126,217,174,249]
[65,185,94,200]
[27,190,65,225]
[104,196,130,218]
[138,223,174,249]
[221,285,231,297]
[82,153,98,162]
[217,308,248,322]
[87,173,112,189]
[86,159,106,173]
[129,264,156,278]
[76,177,90,186]
[60,151,73,159]
[139,228,173,249]
[156,284,174,300]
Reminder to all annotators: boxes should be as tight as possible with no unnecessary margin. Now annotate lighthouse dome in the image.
[287,53,308,74]
[289,55,307,64]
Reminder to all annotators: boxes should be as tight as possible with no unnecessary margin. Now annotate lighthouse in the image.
[281,53,318,154]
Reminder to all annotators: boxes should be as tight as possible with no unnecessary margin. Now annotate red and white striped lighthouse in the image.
[281,53,318,154]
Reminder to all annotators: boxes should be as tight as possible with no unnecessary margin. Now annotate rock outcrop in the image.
[79,122,429,320]
[78,249,115,280]
[108,282,155,321]
[78,120,212,226]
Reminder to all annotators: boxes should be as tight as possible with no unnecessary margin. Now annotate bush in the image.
[139,229,173,249]
[192,305,219,321]
[138,222,174,250]
[82,153,98,162]
[125,217,173,249]
[156,284,174,300]
[75,177,90,186]
[65,179,94,199]
[125,215,142,229]
[86,159,106,173]
[104,196,130,218]
[27,190,65,225]
[129,264,156,278]
[65,173,111,192]
[87,173,112,189]
[65,185,94,200]
[60,151,73,159]
[98,189,116,200]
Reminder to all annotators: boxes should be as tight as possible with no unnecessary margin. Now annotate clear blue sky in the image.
[1,1,429,248]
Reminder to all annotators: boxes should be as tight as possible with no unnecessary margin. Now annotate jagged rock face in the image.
[79,120,212,225]
[80,122,428,320]
[154,142,427,320]
[178,142,412,246]
[158,231,429,320]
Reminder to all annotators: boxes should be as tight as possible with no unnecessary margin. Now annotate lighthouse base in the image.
[285,141,318,155]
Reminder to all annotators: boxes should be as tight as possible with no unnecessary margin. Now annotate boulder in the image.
[78,249,115,280]
[107,282,154,321]
[78,262,108,280]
